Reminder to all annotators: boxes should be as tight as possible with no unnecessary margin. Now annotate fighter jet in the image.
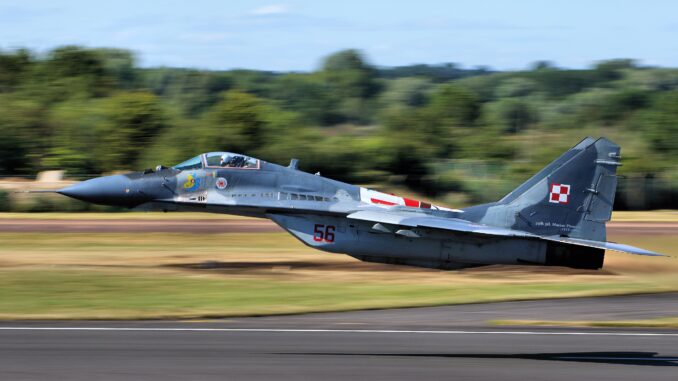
[54,137,663,270]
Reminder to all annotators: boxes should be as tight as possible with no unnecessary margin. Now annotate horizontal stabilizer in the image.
[540,236,666,257]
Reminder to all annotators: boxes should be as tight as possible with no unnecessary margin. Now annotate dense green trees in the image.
[0,47,676,208]
[199,90,266,154]
[321,49,379,123]
[636,91,678,158]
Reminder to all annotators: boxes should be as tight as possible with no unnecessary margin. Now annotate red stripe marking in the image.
[370,198,397,206]
[420,202,431,209]
[403,198,420,207]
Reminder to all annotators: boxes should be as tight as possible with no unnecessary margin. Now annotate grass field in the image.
[0,211,676,320]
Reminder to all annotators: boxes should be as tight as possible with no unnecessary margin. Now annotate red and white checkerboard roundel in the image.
[549,183,570,204]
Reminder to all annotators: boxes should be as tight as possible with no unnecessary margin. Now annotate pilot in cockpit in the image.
[219,154,247,168]
[219,154,230,167]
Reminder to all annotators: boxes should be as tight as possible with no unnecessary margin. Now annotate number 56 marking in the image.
[313,224,335,242]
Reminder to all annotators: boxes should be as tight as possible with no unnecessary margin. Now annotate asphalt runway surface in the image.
[2,218,677,234]
[2,294,678,381]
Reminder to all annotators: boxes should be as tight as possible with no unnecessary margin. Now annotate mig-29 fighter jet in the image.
[54,137,664,270]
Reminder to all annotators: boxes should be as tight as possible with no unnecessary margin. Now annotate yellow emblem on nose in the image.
[183,173,201,191]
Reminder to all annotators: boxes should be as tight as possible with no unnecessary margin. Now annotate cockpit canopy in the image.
[204,152,259,168]
[173,152,259,171]
[173,155,203,171]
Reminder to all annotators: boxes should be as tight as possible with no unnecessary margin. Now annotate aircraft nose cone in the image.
[58,175,133,207]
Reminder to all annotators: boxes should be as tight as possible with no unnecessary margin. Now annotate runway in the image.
[1,218,676,234]
[2,294,678,380]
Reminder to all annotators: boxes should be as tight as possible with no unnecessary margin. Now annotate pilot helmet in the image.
[219,154,230,166]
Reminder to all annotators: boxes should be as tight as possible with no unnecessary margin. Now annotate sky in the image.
[1,0,678,71]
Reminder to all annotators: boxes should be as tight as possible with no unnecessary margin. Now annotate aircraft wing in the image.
[346,209,665,257]
[348,210,534,237]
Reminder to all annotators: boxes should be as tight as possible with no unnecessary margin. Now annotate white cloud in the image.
[250,4,289,16]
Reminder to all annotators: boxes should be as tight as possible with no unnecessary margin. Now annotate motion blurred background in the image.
[0,0,676,210]
[0,0,677,320]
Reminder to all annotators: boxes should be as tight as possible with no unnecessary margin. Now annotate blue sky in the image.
[1,0,677,71]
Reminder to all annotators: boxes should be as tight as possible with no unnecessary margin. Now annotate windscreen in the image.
[173,155,203,170]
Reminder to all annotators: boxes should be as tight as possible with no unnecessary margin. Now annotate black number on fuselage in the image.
[313,224,335,243]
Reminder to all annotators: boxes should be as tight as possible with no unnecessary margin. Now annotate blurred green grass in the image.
[0,268,670,320]
[0,212,676,320]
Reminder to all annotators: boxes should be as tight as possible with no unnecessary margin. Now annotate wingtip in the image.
[572,136,597,150]
[605,242,667,257]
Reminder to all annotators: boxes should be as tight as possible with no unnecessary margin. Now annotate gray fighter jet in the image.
[54,137,663,270]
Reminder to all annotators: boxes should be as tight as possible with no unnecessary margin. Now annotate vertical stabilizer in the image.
[466,137,621,241]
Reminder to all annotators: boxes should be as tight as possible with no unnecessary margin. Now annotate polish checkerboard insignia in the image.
[549,183,570,204]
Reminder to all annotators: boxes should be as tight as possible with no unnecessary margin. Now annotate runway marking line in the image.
[557,356,678,361]
[0,327,677,337]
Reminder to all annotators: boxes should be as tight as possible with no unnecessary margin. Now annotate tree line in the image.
[0,46,676,208]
